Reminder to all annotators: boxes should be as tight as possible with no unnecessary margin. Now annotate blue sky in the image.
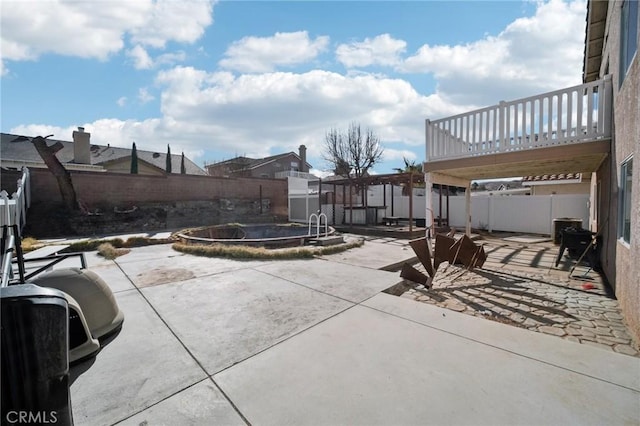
[1,0,587,176]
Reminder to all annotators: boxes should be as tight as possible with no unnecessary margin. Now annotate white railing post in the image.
[498,101,506,152]
[425,119,431,162]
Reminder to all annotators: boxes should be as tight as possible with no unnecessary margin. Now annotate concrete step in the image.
[309,236,344,246]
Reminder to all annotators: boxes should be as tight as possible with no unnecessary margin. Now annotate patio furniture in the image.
[555,228,600,271]
[382,216,400,226]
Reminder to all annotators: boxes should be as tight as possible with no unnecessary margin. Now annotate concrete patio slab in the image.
[111,244,185,265]
[88,263,135,293]
[116,252,267,288]
[215,304,640,426]
[81,251,119,268]
[255,259,399,303]
[319,236,414,270]
[21,250,114,275]
[119,380,245,426]
[141,268,353,375]
[364,293,640,392]
[70,290,206,425]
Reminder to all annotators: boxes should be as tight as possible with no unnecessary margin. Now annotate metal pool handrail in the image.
[308,213,328,237]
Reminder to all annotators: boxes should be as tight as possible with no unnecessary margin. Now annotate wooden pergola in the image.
[318,172,454,234]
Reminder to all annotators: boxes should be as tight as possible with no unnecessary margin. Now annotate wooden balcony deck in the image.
[424,76,612,182]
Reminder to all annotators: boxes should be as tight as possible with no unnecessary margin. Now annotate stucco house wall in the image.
[595,0,639,340]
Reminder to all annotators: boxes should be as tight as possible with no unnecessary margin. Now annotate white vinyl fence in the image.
[449,194,589,235]
[358,185,587,235]
[289,179,589,235]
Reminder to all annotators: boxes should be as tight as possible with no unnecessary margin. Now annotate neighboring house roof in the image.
[207,152,312,172]
[522,173,583,186]
[0,133,207,175]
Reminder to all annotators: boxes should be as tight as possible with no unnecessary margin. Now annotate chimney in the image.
[72,127,91,164]
[298,144,308,173]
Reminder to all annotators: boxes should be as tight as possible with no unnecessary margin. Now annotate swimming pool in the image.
[175,223,335,248]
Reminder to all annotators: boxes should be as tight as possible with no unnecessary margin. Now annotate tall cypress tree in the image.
[180,152,186,174]
[130,142,139,174]
[166,144,172,173]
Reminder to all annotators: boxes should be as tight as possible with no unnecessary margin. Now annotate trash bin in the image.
[552,218,583,244]
[1,284,73,425]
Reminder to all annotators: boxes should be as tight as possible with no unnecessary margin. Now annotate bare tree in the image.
[323,122,384,179]
[31,135,78,210]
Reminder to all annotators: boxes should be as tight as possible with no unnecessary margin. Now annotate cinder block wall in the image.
[1,168,289,236]
[21,168,286,211]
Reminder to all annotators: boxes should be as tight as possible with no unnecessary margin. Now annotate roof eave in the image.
[582,0,608,83]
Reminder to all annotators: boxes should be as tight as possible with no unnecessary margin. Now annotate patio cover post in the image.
[318,178,322,215]
[409,172,413,233]
[349,182,353,229]
[342,184,346,225]
[424,119,432,239]
[383,184,387,217]
[332,183,337,225]
[465,181,471,236]
[438,184,443,226]
[391,185,394,216]
[424,172,433,239]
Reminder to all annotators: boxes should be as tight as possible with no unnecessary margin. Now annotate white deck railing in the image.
[0,167,31,236]
[1,167,31,287]
[426,76,612,162]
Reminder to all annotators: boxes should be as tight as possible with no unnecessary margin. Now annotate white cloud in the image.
[154,67,450,153]
[127,45,154,70]
[128,0,214,49]
[127,45,186,70]
[10,63,472,173]
[156,51,187,67]
[336,34,407,68]
[117,97,127,107]
[382,149,418,163]
[310,169,335,179]
[401,0,587,105]
[0,0,213,70]
[219,31,329,73]
[138,88,155,104]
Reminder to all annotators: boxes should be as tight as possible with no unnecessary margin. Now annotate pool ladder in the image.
[308,212,328,238]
